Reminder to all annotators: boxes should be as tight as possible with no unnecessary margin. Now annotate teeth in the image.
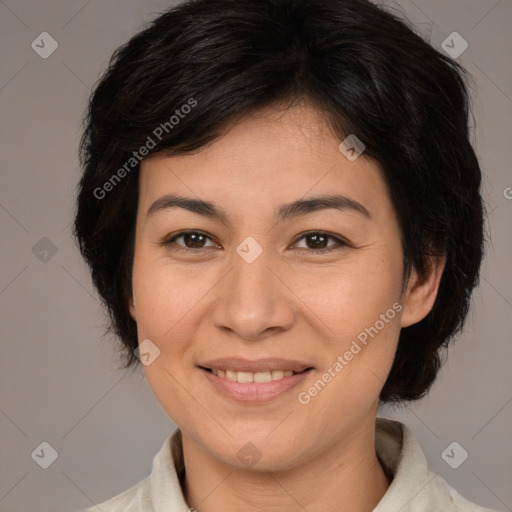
[211,369,295,382]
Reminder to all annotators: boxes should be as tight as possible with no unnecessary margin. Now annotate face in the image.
[129,102,434,471]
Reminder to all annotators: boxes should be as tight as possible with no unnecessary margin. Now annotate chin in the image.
[211,436,304,473]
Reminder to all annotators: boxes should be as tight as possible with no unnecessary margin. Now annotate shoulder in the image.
[428,471,501,512]
[82,475,151,511]
[80,429,185,512]
[375,417,501,512]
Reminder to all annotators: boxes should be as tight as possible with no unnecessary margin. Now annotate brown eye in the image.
[179,232,207,248]
[305,233,329,249]
[161,231,219,250]
[293,231,349,253]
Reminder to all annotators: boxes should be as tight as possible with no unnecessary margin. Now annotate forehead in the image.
[138,103,392,220]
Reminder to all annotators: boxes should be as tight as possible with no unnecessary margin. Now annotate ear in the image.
[400,255,446,328]
[128,296,136,321]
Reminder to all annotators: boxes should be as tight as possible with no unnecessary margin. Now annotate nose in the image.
[211,246,295,341]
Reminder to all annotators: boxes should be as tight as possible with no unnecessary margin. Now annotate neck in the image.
[181,416,392,512]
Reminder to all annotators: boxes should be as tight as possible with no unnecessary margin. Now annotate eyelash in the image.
[159,230,350,255]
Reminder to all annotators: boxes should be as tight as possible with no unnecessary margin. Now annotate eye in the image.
[160,230,220,251]
[292,231,350,253]
[159,230,350,254]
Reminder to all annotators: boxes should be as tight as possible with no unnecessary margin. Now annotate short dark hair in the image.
[74,0,485,404]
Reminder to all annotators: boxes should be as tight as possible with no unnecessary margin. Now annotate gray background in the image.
[0,1,510,511]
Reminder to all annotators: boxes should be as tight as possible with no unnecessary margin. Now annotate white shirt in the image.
[82,417,499,511]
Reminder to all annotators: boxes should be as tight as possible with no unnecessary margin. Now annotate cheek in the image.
[294,266,402,428]
[130,248,209,370]
[291,252,403,339]
[291,250,403,394]
[132,241,210,324]
[131,255,209,424]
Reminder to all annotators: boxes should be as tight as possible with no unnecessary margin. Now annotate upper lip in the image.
[199,357,313,373]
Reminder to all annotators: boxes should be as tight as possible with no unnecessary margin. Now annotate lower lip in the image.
[200,367,313,403]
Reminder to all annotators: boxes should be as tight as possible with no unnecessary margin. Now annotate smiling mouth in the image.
[199,366,313,383]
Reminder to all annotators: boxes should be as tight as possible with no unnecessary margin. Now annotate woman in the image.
[74,0,498,510]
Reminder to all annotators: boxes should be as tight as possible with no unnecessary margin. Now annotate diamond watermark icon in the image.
[237,441,262,468]
[338,134,365,161]
[441,32,468,59]
[31,441,59,469]
[236,236,263,263]
[441,441,468,469]
[134,338,161,366]
[31,32,59,59]
[32,237,58,263]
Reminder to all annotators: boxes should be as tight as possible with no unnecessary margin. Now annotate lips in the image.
[197,357,315,403]
[200,365,313,403]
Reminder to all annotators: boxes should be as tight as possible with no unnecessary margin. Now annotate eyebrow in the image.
[146,193,371,225]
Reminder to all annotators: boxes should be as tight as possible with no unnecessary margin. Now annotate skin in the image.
[128,101,445,512]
